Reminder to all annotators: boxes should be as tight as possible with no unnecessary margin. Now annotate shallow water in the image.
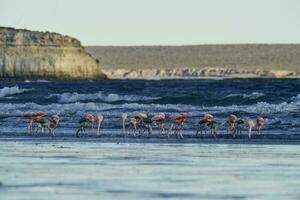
[1,141,300,200]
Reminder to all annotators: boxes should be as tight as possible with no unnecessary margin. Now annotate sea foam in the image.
[0,86,31,98]
[48,92,160,103]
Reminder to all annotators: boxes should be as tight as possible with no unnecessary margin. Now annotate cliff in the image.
[86,45,300,79]
[0,27,106,80]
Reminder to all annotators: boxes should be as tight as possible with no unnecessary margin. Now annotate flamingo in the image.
[35,117,54,136]
[169,113,187,139]
[52,114,59,134]
[152,113,165,134]
[208,121,219,138]
[196,120,209,135]
[128,117,138,136]
[139,117,153,135]
[246,119,255,139]
[256,117,265,134]
[128,113,147,135]
[23,111,46,134]
[121,113,127,134]
[226,114,237,136]
[233,119,245,135]
[23,112,33,133]
[196,114,214,135]
[76,114,95,137]
[96,113,104,136]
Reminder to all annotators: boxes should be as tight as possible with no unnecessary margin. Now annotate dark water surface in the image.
[0,79,299,135]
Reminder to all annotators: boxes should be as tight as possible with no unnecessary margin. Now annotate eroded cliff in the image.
[0,27,106,80]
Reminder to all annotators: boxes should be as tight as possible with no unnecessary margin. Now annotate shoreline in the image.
[2,133,300,145]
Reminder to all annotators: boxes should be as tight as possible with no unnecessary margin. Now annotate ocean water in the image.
[0,80,300,133]
[0,79,299,135]
[1,79,300,199]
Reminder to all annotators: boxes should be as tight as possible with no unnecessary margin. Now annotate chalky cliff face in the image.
[0,27,106,80]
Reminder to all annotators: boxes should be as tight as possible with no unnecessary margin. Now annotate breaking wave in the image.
[2,94,300,117]
[48,92,161,103]
[226,92,265,99]
[2,92,300,131]
[0,86,31,98]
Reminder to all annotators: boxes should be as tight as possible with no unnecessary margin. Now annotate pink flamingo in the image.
[169,113,187,138]
[76,114,95,137]
[51,114,60,135]
[226,114,237,135]
[256,117,265,134]
[196,114,214,135]
[152,113,166,134]
[128,113,147,135]
[23,111,46,134]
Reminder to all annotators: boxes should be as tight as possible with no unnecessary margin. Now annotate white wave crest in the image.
[1,98,299,117]
[226,92,265,99]
[2,93,300,120]
[0,86,31,98]
[291,94,300,102]
[48,92,160,103]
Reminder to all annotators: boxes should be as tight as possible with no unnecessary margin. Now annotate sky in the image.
[1,0,300,46]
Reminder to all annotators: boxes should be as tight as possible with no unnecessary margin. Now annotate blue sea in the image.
[1,79,300,199]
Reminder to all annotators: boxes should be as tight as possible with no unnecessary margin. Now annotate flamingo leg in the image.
[122,121,126,134]
[168,124,174,135]
[96,121,102,136]
[248,128,252,139]
[28,121,33,134]
[161,123,165,135]
[179,123,184,139]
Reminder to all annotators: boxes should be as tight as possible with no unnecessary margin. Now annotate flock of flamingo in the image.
[22,111,265,139]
